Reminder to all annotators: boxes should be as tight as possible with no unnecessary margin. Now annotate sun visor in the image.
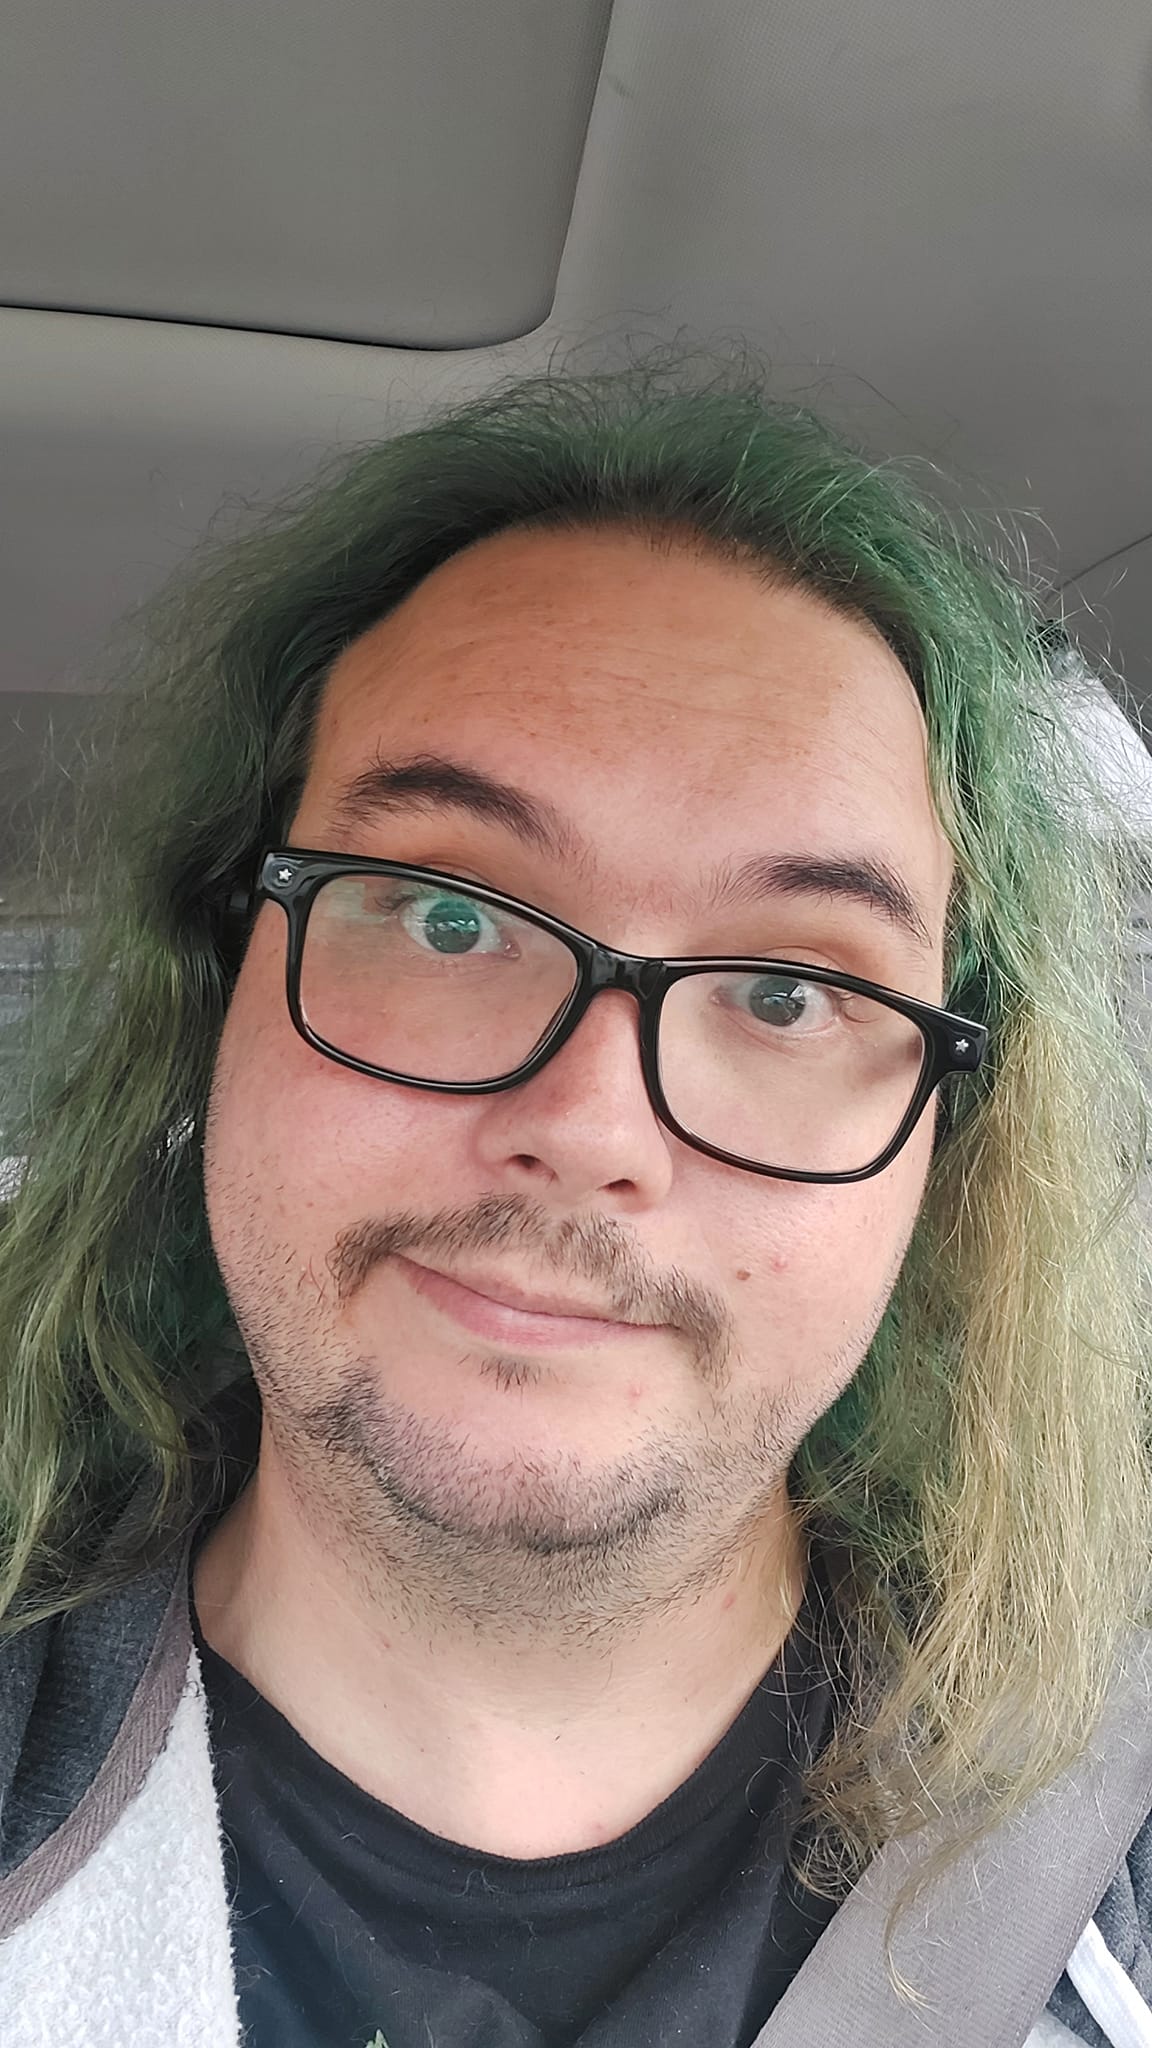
[0,0,613,347]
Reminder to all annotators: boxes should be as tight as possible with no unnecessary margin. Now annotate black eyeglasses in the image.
[252,848,987,1185]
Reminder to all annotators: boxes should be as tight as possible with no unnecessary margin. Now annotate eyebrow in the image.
[324,752,576,860]
[322,752,932,950]
[714,852,932,950]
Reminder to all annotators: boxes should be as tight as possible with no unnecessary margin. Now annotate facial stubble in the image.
[219,1191,866,1634]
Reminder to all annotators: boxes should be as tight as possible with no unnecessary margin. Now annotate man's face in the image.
[204,526,953,1601]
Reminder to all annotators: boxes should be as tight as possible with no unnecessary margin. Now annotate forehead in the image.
[302,526,951,910]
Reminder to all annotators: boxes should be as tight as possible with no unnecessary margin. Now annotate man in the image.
[0,363,1149,2048]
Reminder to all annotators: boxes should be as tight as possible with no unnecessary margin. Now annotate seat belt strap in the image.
[751,1628,1152,2048]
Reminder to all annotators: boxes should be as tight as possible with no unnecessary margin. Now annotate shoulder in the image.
[0,1616,53,1870]
[1044,1807,1152,2045]
[0,1555,183,1878]
[1110,1807,1152,1971]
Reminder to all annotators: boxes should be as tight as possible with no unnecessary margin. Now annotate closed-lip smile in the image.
[394,1254,657,1348]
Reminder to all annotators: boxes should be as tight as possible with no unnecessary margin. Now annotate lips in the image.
[394,1254,656,1349]
[410,1259,632,1322]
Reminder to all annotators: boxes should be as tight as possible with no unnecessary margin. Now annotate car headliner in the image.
[1,0,1150,865]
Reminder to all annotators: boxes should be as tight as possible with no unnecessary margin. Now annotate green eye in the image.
[420,895,486,953]
[746,974,809,1025]
[393,890,510,956]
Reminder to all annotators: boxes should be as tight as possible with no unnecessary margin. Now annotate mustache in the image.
[328,1193,731,1372]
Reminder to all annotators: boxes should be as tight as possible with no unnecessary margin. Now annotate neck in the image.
[192,1433,807,1858]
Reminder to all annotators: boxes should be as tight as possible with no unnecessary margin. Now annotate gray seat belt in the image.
[753,1629,1152,2048]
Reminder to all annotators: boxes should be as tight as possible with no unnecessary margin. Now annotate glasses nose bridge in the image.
[587,942,664,1010]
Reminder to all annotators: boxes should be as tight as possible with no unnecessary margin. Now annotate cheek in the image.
[206,939,484,1234]
[719,1116,932,1366]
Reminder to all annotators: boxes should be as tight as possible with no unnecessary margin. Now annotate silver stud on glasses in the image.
[954,1037,970,1054]
[276,865,294,884]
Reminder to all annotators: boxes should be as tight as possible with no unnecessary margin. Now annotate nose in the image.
[470,988,675,1210]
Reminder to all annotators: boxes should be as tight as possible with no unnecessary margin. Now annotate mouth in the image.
[394,1255,659,1350]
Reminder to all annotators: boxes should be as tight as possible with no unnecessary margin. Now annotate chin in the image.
[301,1364,695,1556]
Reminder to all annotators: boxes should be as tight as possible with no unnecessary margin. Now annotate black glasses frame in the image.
[253,847,987,1185]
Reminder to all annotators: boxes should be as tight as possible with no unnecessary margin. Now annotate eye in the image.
[397,889,511,956]
[732,973,840,1030]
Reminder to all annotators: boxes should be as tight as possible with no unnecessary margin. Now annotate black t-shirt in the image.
[192,1555,844,2048]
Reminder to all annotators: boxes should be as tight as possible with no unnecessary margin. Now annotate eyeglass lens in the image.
[298,873,929,1174]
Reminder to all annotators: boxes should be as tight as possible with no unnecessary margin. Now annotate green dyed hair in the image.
[2,356,1149,1927]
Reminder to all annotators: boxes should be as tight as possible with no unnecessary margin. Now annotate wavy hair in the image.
[2,355,1149,1935]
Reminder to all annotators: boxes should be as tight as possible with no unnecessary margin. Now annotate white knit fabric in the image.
[0,1647,242,2047]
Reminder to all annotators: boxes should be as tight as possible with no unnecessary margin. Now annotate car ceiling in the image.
[2,0,1151,871]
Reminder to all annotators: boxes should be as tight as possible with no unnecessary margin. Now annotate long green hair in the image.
[2,356,1149,1920]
